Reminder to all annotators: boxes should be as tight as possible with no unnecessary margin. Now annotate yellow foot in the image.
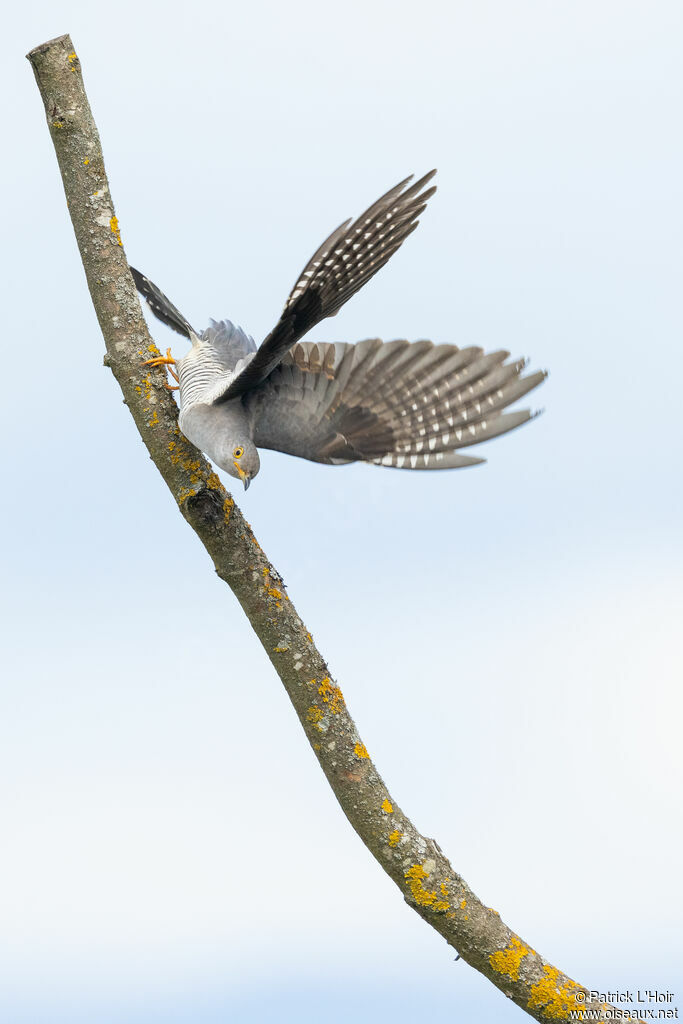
[144,346,176,369]
[143,348,180,388]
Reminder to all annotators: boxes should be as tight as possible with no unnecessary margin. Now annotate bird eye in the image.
[233,446,244,459]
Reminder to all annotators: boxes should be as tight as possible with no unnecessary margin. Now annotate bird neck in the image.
[178,399,249,460]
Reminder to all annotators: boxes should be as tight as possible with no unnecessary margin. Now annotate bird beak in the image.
[234,461,251,490]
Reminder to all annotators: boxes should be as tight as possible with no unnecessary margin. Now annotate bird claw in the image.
[143,347,180,387]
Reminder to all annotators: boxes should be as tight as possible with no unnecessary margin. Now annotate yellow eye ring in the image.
[233,446,244,460]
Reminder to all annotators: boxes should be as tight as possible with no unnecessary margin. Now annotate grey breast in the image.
[177,319,258,416]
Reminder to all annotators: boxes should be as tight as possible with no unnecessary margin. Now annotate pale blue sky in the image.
[3,1,682,1021]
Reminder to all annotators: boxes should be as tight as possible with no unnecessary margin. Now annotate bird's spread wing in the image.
[245,339,546,469]
[215,171,437,403]
[130,266,197,338]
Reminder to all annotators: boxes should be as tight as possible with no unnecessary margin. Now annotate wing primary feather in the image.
[216,172,437,403]
[247,335,546,470]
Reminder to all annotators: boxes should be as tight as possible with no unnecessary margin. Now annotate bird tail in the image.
[130,266,197,339]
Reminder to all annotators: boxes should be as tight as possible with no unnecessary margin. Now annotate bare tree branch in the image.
[28,33,636,1024]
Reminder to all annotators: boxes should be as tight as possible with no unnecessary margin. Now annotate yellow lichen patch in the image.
[147,343,161,356]
[318,678,344,714]
[460,899,467,910]
[489,937,532,982]
[223,497,234,523]
[381,799,393,814]
[83,158,90,165]
[404,864,450,911]
[273,646,289,654]
[264,581,282,610]
[178,487,197,504]
[388,829,402,847]
[109,216,123,246]
[167,442,201,471]
[149,410,159,427]
[67,51,78,71]
[307,706,324,728]
[440,883,449,898]
[206,472,222,491]
[527,966,587,1021]
[184,458,202,484]
[313,742,321,751]
[306,633,313,643]
[354,742,370,759]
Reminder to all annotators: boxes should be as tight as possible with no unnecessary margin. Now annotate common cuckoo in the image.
[133,171,546,489]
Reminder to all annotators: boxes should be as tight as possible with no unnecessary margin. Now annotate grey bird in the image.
[132,171,546,490]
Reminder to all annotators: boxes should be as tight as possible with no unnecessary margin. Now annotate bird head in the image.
[215,437,260,490]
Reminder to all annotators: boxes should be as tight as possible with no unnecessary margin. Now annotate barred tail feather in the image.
[130,266,196,338]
